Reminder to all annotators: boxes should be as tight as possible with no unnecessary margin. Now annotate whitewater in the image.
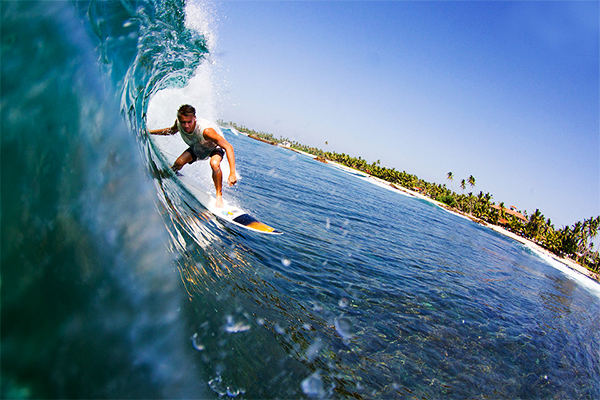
[2,1,599,399]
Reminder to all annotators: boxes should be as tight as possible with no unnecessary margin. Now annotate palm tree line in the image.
[222,121,600,274]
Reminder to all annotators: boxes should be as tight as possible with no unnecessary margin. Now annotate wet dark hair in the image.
[177,104,196,117]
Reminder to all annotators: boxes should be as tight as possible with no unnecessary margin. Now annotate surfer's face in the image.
[178,114,196,133]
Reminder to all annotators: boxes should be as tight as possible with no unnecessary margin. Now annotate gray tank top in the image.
[177,118,222,160]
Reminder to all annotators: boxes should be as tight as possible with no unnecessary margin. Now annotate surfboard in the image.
[151,135,283,235]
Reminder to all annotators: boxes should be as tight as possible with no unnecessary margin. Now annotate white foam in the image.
[184,0,218,52]
[147,63,218,128]
[525,244,600,297]
[147,1,220,128]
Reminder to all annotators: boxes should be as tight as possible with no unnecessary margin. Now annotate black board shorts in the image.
[184,146,225,163]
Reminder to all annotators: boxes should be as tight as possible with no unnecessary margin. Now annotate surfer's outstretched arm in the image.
[149,120,178,135]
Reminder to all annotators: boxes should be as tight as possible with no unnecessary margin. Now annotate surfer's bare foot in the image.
[215,195,224,208]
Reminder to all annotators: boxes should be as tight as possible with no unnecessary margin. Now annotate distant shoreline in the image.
[284,145,600,284]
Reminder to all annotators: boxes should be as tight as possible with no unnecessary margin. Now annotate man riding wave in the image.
[150,104,237,208]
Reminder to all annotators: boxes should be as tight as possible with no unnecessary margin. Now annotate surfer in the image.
[150,104,237,208]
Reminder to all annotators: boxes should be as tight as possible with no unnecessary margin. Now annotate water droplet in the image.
[208,376,226,396]
[281,257,291,267]
[334,316,355,340]
[226,386,246,397]
[306,338,322,362]
[301,371,324,397]
[207,374,245,397]
[224,315,251,333]
[191,332,205,351]
[275,323,286,334]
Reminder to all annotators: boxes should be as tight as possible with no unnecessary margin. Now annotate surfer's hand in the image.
[228,173,237,187]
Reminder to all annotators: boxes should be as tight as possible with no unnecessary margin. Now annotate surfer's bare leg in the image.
[172,151,194,172]
[210,153,224,208]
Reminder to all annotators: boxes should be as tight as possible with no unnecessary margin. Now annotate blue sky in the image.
[204,1,598,229]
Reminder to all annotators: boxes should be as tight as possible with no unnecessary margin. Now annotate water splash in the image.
[305,338,323,363]
[301,371,325,397]
[208,375,246,397]
[334,316,356,341]
[191,332,205,351]
[224,316,251,334]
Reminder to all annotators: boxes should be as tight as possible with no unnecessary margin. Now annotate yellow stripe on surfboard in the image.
[245,221,278,233]
[232,213,282,234]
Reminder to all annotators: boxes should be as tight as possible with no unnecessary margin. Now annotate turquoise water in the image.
[2,1,599,398]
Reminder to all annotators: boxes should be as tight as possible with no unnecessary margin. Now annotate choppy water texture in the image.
[2,1,599,399]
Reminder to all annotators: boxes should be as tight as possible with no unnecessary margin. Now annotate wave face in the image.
[1,0,206,398]
[2,1,600,399]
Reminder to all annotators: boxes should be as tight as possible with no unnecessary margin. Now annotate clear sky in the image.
[200,1,598,229]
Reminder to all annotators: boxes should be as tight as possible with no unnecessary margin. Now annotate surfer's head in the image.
[177,104,196,133]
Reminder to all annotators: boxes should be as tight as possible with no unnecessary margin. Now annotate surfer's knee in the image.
[210,158,221,171]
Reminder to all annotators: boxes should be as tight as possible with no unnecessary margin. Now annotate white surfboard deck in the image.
[151,135,282,235]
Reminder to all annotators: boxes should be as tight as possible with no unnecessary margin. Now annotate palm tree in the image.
[526,209,546,243]
[577,216,600,264]
[468,175,476,190]
[584,216,599,242]
[498,202,507,221]
[460,179,466,194]
[558,225,578,256]
[473,191,492,220]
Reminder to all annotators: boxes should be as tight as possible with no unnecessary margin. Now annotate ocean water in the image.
[2,1,599,399]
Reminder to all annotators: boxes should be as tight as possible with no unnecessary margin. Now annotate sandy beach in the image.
[284,146,600,284]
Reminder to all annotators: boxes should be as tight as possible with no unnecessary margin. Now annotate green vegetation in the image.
[222,121,600,275]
